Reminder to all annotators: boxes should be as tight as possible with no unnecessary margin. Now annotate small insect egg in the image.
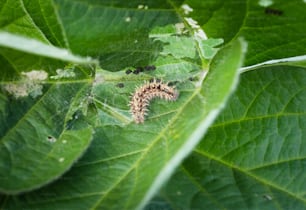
[126,69,132,74]
[116,83,124,88]
[145,65,156,71]
[136,67,144,72]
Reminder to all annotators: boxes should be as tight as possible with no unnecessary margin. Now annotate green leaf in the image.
[0,63,94,193]
[151,36,223,60]
[154,36,197,59]
[21,0,69,48]
[0,0,65,45]
[184,0,306,65]
[53,0,180,71]
[146,64,306,210]
[0,0,46,42]
[0,0,96,64]
[0,34,245,210]
[199,38,224,59]
[0,0,98,193]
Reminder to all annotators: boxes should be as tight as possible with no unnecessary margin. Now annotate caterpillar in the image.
[130,79,179,123]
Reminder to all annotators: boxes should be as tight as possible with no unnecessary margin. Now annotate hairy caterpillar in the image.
[130,79,179,123]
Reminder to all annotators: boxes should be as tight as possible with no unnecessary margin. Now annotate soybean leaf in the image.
[0,24,245,210]
[0,0,95,193]
[0,59,94,193]
[53,0,180,71]
[183,0,306,65]
[147,63,306,210]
